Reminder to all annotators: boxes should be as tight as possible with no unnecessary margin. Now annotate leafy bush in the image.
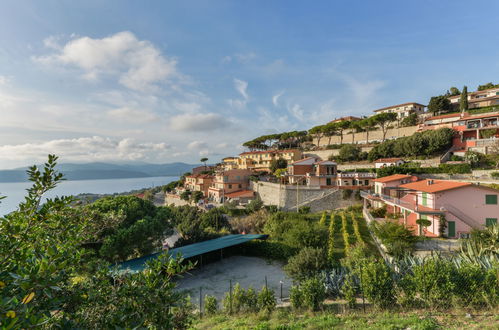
[368,128,454,161]
[204,295,218,315]
[290,285,304,310]
[371,220,418,258]
[284,247,328,282]
[298,206,311,214]
[370,205,387,218]
[338,144,362,162]
[361,259,396,309]
[491,172,499,179]
[246,198,264,213]
[342,189,353,199]
[229,209,269,234]
[302,277,327,311]
[376,162,471,178]
[257,286,276,313]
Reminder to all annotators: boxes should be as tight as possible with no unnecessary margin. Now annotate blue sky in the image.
[1,0,499,168]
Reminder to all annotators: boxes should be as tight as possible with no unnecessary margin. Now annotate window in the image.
[238,184,242,189]
[228,184,232,189]
[485,194,497,204]
[486,218,497,226]
[421,192,428,206]
[365,180,369,185]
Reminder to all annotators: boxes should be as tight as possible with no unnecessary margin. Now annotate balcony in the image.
[360,191,443,215]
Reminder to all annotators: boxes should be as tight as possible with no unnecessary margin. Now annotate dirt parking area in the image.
[175,256,291,306]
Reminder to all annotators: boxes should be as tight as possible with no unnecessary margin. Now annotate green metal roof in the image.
[116,234,266,273]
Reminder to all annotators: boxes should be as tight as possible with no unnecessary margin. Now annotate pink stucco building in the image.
[363,174,499,238]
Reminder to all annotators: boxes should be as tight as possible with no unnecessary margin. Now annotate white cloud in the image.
[216,142,229,149]
[34,31,179,92]
[107,107,158,123]
[0,75,10,86]
[170,113,232,132]
[234,78,249,100]
[0,136,171,164]
[187,140,208,150]
[288,104,305,122]
[272,90,285,107]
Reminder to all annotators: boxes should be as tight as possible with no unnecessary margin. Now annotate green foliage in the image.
[360,259,396,309]
[338,144,362,162]
[299,277,327,311]
[477,82,499,91]
[246,198,264,213]
[284,247,328,282]
[449,86,460,96]
[88,195,156,228]
[298,206,311,214]
[204,295,218,315]
[428,95,451,115]
[400,113,418,127]
[270,158,288,173]
[368,128,454,161]
[371,220,418,258]
[376,162,471,178]
[460,86,468,111]
[464,150,485,167]
[0,155,194,329]
[342,189,353,199]
[290,285,304,310]
[372,112,398,141]
[191,190,204,203]
[491,172,499,179]
[319,211,327,226]
[370,205,387,218]
[327,213,336,261]
[180,190,192,201]
[257,286,276,313]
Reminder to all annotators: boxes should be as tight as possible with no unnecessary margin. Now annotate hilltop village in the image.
[166,83,499,239]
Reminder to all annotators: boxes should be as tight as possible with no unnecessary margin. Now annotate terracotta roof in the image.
[373,102,426,112]
[186,174,213,179]
[425,113,466,121]
[290,157,317,165]
[239,149,300,156]
[462,112,499,121]
[314,160,337,165]
[374,174,412,183]
[375,158,404,163]
[399,179,471,193]
[330,116,362,123]
[225,190,255,198]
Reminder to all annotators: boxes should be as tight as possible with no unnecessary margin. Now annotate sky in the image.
[1,0,499,169]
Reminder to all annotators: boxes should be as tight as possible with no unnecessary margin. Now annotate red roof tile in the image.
[225,190,255,198]
[375,158,404,163]
[374,174,412,183]
[373,102,426,112]
[399,179,471,193]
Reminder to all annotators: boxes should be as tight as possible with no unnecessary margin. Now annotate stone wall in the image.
[337,163,375,171]
[314,126,419,146]
[304,146,373,161]
[165,194,191,207]
[250,181,359,212]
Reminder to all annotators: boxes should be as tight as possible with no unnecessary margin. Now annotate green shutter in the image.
[422,192,427,206]
[486,218,497,227]
[485,195,498,205]
[448,221,456,237]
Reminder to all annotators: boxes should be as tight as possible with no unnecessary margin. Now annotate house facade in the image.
[237,149,302,171]
[287,157,375,189]
[207,169,253,202]
[363,174,499,238]
[373,102,426,119]
[375,158,405,169]
[448,87,499,110]
[184,174,214,197]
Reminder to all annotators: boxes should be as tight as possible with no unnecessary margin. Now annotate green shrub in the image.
[238,240,299,260]
[204,295,218,315]
[284,247,328,282]
[290,285,304,310]
[257,286,277,313]
[342,189,353,199]
[360,259,396,309]
[319,211,327,226]
[370,205,387,218]
[491,172,499,179]
[246,198,264,213]
[298,206,311,214]
[372,220,418,258]
[301,277,327,311]
[341,272,358,308]
[339,144,362,162]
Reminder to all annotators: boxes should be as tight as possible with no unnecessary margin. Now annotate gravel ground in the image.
[175,256,291,306]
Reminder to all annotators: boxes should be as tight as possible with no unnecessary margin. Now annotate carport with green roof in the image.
[117,234,267,273]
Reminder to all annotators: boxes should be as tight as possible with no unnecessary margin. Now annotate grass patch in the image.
[193,308,498,329]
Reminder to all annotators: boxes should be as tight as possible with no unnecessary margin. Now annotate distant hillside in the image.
[0,162,200,182]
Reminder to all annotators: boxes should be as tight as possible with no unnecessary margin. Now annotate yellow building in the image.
[238,149,302,171]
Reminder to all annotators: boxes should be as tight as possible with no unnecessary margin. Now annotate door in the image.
[448,221,456,237]
[326,178,331,186]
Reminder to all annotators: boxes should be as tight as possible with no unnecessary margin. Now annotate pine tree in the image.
[460,86,468,112]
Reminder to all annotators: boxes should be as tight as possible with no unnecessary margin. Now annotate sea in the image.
[0,176,178,216]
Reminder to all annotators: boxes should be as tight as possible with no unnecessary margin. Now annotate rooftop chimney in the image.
[427,179,433,185]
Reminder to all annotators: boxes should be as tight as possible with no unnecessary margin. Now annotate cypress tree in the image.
[460,85,468,112]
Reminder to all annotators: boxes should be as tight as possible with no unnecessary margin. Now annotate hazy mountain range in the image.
[0,162,201,182]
